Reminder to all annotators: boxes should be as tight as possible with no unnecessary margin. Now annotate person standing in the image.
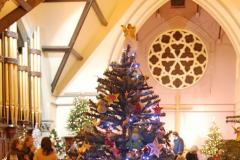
[6,139,24,160]
[172,132,184,157]
[186,145,199,160]
[34,137,57,160]
[23,135,36,160]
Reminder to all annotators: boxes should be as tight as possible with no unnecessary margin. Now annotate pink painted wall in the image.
[136,0,236,149]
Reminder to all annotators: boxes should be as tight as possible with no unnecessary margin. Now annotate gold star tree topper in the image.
[121,24,137,50]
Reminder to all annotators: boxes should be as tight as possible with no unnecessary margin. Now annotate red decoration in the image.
[153,105,162,114]
[111,143,120,157]
[123,116,129,126]
[105,137,114,148]
[134,103,142,113]
[143,146,149,153]
[213,155,220,160]
[104,94,119,105]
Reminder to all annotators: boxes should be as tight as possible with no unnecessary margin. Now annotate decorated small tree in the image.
[50,129,65,157]
[67,98,94,134]
[201,121,223,158]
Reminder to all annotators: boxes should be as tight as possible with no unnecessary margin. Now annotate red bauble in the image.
[143,146,149,153]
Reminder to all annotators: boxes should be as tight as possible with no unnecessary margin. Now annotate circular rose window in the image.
[148,29,208,89]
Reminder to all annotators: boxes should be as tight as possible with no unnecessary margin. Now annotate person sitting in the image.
[6,138,24,160]
[186,145,199,160]
[34,137,57,160]
[172,132,184,157]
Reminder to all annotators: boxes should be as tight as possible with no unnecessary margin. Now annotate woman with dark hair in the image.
[34,137,57,160]
[7,138,24,160]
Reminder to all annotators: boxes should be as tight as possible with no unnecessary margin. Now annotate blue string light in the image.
[132,63,140,69]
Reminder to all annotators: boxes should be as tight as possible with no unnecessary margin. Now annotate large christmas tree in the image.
[201,121,223,158]
[79,24,174,160]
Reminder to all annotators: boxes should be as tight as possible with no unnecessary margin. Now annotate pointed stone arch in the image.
[111,0,240,62]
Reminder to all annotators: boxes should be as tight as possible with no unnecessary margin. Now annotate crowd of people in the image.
[5,134,57,160]
[6,130,200,160]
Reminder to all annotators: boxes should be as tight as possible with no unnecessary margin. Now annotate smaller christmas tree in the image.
[49,129,65,157]
[67,97,94,134]
[201,121,223,158]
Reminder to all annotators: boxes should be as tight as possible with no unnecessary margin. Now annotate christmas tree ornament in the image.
[93,119,100,126]
[121,24,137,51]
[153,105,162,114]
[78,142,91,154]
[125,91,129,98]
[132,63,140,69]
[104,93,119,105]
[147,138,163,158]
[97,100,107,113]
[133,103,142,113]
[96,86,103,92]
[126,128,143,150]
[122,116,129,126]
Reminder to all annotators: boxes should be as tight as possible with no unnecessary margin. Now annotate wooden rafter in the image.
[92,0,108,26]
[0,0,8,11]
[0,0,44,32]
[71,49,83,61]
[44,0,108,26]
[42,46,83,60]
[15,0,32,11]
[51,0,93,93]
[42,46,70,52]
[44,0,85,2]
[17,19,29,42]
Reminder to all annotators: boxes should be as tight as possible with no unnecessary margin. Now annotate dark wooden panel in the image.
[4,57,18,65]
[44,0,85,2]
[171,0,185,7]
[30,49,41,55]
[92,0,108,26]
[29,71,41,77]
[4,31,18,39]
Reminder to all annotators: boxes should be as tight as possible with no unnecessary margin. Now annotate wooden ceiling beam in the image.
[44,0,85,2]
[15,0,32,11]
[92,0,108,26]
[51,0,93,93]
[0,0,8,11]
[71,49,83,60]
[42,46,70,52]
[0,0,44,32]
[17,19,30,42]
